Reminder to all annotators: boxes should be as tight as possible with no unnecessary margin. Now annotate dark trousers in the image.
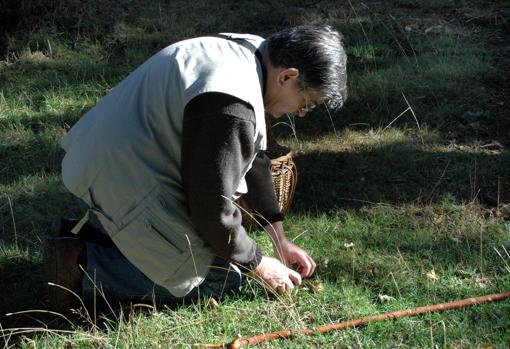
[83,242,243,303]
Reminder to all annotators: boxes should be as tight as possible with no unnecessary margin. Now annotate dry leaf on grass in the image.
[302,313,315,324]
[207,297,220,310]
[305,280,324,293]
[311,281,325,293]
[426,270,439,283]
[378,294,396,302]
[476,275,493,289]
[322,257,329,268]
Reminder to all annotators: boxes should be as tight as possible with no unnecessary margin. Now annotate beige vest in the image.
[60,34,267,296]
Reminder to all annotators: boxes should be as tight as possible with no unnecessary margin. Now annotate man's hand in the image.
[275,239,317,278]
[251,256,302,294]
[264,221,317,278]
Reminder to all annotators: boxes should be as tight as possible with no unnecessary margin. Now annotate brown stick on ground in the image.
[221,291,510,348]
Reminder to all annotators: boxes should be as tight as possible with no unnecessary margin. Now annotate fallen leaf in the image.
[449,236,462,243]
[476,275,493,289]
[322,257,329,268]
[378,294,396,302]
[426,270,439,283]
[310,280,324,293]
[302,313,315,324]
[207,297,220,310]
[454,269,472,278]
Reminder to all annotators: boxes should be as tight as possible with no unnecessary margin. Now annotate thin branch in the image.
[402,93,424,145]
[5,309,73,326]
[428,160,451,202]
[212,291,510,348]
[324,103,337,135]
[382,107,410,132]
[7,196,17,248]
[494,247,510,273]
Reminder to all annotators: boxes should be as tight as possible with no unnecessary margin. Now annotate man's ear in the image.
[277,68,300,85]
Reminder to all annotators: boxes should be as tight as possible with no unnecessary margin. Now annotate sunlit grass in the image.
[1,0,509,348]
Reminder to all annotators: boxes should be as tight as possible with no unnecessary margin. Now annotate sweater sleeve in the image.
[181,92,262,270]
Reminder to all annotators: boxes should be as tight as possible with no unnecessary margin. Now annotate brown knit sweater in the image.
[181,92,283,270]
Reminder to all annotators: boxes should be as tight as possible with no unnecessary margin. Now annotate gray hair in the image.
[266,25,348,109]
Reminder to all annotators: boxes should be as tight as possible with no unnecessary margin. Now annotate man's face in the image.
[265,70,324,118]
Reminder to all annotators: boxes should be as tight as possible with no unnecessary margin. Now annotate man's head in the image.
[262,25,347,118]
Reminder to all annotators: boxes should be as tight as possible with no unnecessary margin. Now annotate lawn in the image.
[1,0,509,347]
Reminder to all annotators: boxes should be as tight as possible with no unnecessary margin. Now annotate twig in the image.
[206,291,510,348]
[382,106,410,132]
[291,230,308,243]
[185,233,201,310]
[7,196,18,248]
[441,320,447,348]
[389,272,402,298]
[401,93,424,145]
[503,246,510,261]
[494,246,510,273]
[396,247,411,272]
[480,222,484,276]
[382,94,422,142]
[0,320,12,348]
[323,103,337,135]
[0,327,107,341]
[428,311,434,349]
[47,282,91,321]
[5,309,73,326]
[427,160,451,202]
[274,114,299,142]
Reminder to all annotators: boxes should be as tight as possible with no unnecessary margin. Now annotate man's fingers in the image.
[256,256,306,294]
[276,280,294,294]
[293,252,316,278]
[297,255,313,277]
[307,255,317,276]
[288,269,302,286]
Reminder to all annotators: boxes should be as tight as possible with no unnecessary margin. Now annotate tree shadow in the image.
[0,108,86,185]
[3,0,508,149]
[291,142,510,214]
[0,251,47,330]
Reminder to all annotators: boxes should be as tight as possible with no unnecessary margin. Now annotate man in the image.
[44,25,347,312]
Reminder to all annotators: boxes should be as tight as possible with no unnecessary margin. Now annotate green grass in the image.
[1,0,510,347]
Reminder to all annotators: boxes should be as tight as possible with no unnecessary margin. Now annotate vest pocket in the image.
[140,211,185,254]
[97,184,214,294]
[111,207,190,287]
[113,184,199,253]
[116,207,186,256]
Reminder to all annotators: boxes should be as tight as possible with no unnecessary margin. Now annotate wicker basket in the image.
[267,150,297,215]
[238,123,298,227]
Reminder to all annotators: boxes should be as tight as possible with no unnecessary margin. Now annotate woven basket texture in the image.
[269,152,297,215]
[237,144,298,228]
[236,120,298,227]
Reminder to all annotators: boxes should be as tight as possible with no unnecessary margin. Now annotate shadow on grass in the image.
[291,143,510,214]
[0,109,83,185]
[0,178,81,340]
[0,249,46,329]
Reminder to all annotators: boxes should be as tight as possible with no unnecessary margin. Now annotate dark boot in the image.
[43,237,86,314]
